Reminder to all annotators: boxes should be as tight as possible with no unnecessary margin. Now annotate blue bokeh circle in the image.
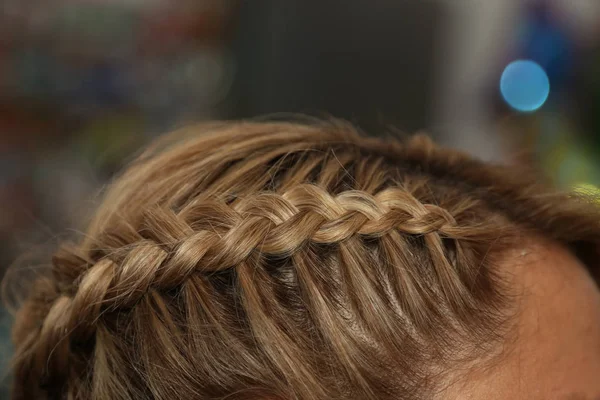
[500,60,550,112]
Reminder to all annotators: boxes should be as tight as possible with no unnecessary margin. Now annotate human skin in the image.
[441,239,600,400]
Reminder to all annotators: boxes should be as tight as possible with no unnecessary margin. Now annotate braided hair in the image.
[5,120,600,399]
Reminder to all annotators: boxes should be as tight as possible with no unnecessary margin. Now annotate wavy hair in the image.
[5,120,600,399]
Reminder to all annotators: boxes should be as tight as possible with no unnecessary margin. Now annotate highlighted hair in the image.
[5,121,600,399]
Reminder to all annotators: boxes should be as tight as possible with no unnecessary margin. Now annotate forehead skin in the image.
[442,239,600,400]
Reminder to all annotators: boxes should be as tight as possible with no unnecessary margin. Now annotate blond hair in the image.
[5,121,600,399]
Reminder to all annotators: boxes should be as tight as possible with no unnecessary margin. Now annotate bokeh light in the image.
[573,183,600,203]
[500,60,550,112]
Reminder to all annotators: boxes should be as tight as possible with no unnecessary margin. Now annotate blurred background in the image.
[1,0,600,392]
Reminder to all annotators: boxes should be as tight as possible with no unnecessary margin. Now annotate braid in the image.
[23,184,487,396]
[54,184,481,311]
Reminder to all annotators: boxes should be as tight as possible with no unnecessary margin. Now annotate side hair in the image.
[5,121,600,399]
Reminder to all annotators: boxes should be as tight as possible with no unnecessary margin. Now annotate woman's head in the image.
[6,121,600,399]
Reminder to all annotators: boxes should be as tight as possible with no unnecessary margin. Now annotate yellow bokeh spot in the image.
[572,183,600,204]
